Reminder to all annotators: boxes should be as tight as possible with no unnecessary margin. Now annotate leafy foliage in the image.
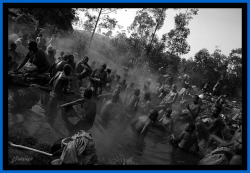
[17,8,77,31]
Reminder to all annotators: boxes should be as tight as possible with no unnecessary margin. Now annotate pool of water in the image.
[8,86,200,165]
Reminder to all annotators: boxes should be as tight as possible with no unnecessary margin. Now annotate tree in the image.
[129,9,156,44]
[228,48,242,78]
[17,8,77,31]
[99,15,118,32]
[82,8,119,47]
[146,8,167,50]
[194,48,221,87]
[211,47,228,78]
[165,9,198,56]
[89,8,102,47]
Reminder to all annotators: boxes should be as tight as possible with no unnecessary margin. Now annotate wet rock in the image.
[199,147,233,165]
[199,153,229,165]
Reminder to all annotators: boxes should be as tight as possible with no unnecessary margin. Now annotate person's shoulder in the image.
[37,49,46,55]
[58,75,69,81]
[76,61,82,66]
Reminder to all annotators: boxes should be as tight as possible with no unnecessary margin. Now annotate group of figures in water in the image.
[8,32,243,165]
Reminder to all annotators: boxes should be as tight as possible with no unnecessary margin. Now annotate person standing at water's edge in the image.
[131,109,159,140]
[47,64,72,126]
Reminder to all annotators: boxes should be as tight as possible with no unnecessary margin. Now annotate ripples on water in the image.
[8,87,200,165]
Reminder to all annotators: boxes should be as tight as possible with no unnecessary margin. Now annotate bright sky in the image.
[74,8,242,59]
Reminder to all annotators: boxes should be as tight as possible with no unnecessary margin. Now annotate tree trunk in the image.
[147,8,165,55]
[89,8,102,47]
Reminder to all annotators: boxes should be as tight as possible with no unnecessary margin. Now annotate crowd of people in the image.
[8,32,242,165]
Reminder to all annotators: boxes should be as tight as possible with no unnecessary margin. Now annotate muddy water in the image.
[8,86,200,165]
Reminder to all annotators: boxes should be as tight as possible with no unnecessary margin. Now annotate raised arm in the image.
[14,53,30,71]
[97,93,112,99]
[176,131,185,143]
[46,38,53,47]
[133,97,140,111]
[216,95,223,104]
[169,92,178,104]
[187,105,201,119]
[60,98,85,108]
[140,121,151,135]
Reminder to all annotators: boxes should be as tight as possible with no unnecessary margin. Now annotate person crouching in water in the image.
[125,89,141,117]
[14,41,51,76]
[99,92,120,128]
[170,122,199,153]
[158,108,173,132]
[60,89,97,135]
[131,109,159,140]
[47,64,72,126]
[156,84,178,110]
[182,95,201,123]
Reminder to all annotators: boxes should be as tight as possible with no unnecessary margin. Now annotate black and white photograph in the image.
[5,4,246,168]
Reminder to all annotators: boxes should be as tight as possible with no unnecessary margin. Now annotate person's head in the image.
[106,83,111,90]
[68,55,74,63]
[100,63,107,71]
[48,48,56,56]
[236,114,242,125]
[193,95,199,104]
[82,56,89,64]
[106,69,111,75]
[185,122,196,133]
[60,51,64,57]
[62,54,68,61]
[183,74,188,80]
[144,92,151,101]
[28,41,38,52]
[145,80,151,86]
[134,89,140,96]
[184,83,190,89]
[212,106,222,118]
[172,84,177,91]
[149,109,159,122]
[63,64,72,76]
[10,43,17,50]
[84,88,92,99]
[130,82,135,88]
[166,108,172,117]
[38,33,43,37]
